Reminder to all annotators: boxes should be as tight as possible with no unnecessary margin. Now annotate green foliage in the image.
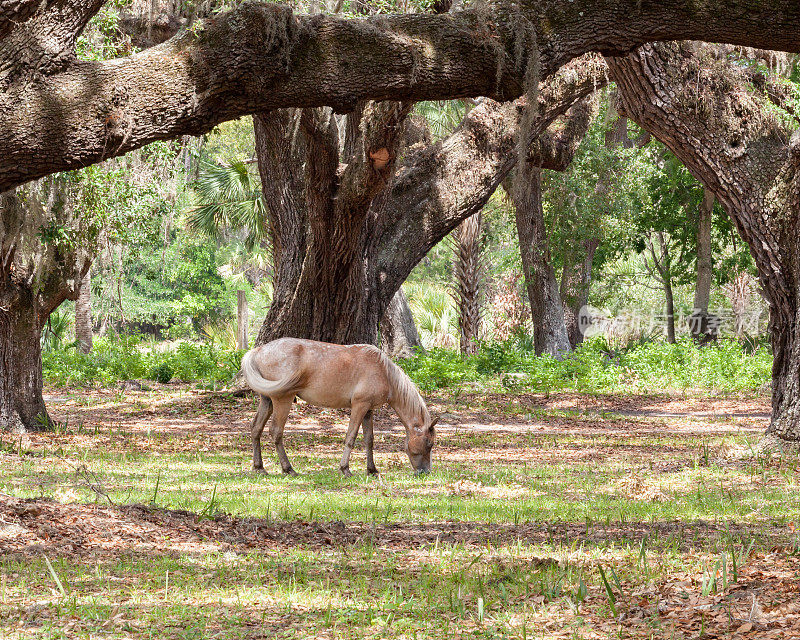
[399,349,479,390]
[41,309,74,353]
[187,159,267,251]
[149,361,174,384]
[76,0,132,61]
[113,234,236,333]
[400,338,771,394]
[43,336,243,387]
[404,282,458,348]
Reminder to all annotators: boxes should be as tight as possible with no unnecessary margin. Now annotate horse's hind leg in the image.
[269,398,297,476]
[251,397,273,472]
[362,410,378,476]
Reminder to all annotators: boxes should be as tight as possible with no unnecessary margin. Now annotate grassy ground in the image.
[1,385,799,639]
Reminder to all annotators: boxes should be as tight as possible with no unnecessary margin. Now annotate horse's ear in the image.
[429,415,439,430]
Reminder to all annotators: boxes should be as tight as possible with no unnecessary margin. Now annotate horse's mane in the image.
[370,347,428,423]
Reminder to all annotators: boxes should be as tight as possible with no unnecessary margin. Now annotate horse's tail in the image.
[241,349,302,397]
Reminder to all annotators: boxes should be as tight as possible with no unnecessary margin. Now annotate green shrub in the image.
[400,336,771,394]
[398,349,479,390]
[43,335,243,387]
[149,361,174,384]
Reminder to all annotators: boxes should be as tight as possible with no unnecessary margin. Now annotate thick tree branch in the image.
[528,94,599,172]
[373,55,606,300]
[3,0,800,191]
[0,0,105,81]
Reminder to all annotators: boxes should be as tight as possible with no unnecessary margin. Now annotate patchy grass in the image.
[1,386,799,638]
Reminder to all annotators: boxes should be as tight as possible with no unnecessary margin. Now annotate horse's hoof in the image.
[253,466,267,475]
[340,467,353,478]
[367,468,380,477]
[283,468,299,477]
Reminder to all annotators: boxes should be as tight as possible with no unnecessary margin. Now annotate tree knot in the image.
[369,148,391,171]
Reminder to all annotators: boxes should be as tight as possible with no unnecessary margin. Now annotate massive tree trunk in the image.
[0,282,49,432]
[255,57,605,347]
[512,167,571,357]
[75,268,93,354]
[453,212,483,355]
[253,100,411,346]
[3,1,800,192]
[380,289,424,359]
[607,42,800,445]
[0,187,91,432]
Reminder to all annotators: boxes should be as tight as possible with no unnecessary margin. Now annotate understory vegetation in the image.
[42,333,772,396]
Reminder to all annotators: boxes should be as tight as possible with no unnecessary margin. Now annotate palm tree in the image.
[452,212,484,355]
[186,158,267,251]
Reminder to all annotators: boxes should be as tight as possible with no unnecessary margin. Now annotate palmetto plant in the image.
[415,100,467,140]
[404,282,458,349]
[186,159,267,251]
[41,308,74,352]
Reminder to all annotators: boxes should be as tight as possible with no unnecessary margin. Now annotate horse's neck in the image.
[386,364,425,426]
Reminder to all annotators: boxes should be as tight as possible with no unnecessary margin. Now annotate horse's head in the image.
[406,415,438,475]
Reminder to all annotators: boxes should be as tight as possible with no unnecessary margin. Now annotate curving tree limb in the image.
[2,0,800,191]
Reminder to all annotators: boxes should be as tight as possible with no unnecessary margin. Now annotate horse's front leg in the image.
[362,410,378,476]
[340,402,370,477]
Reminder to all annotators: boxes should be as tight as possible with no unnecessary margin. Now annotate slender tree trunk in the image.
[693,188,714,314]
[453,211,483,355]
[236,289,248,350]
[75,267,92,354]
[689,188,715,342]
[512,168,571,358]
[0,284,50,432]
[380,289,424,359]
[664,276,676,344]
[560,238,599,348]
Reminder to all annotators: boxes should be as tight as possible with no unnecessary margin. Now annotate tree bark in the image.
[380,289,424,359]
[253,100,412,346]
[0,282,50,432]
[664,274,676,345]
[3,1,800,191]
[0,186,90,432]
[561,238,599,348]
[237,289,248,350]
[255,57,604,348]
[512,167,571,358]
[453,212,483,355]
[607,42,800,444]
[75,267,92,354]
[693,188,714,315]
[688,187,716,343]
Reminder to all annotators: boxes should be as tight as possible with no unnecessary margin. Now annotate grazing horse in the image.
[241,338,437,476]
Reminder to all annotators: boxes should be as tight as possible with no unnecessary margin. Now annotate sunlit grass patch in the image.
[2,388,797,638]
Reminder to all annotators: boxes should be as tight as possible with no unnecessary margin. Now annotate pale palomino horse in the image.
[241,338,437,476]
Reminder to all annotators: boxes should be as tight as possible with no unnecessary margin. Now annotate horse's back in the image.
[252,338,390,408]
